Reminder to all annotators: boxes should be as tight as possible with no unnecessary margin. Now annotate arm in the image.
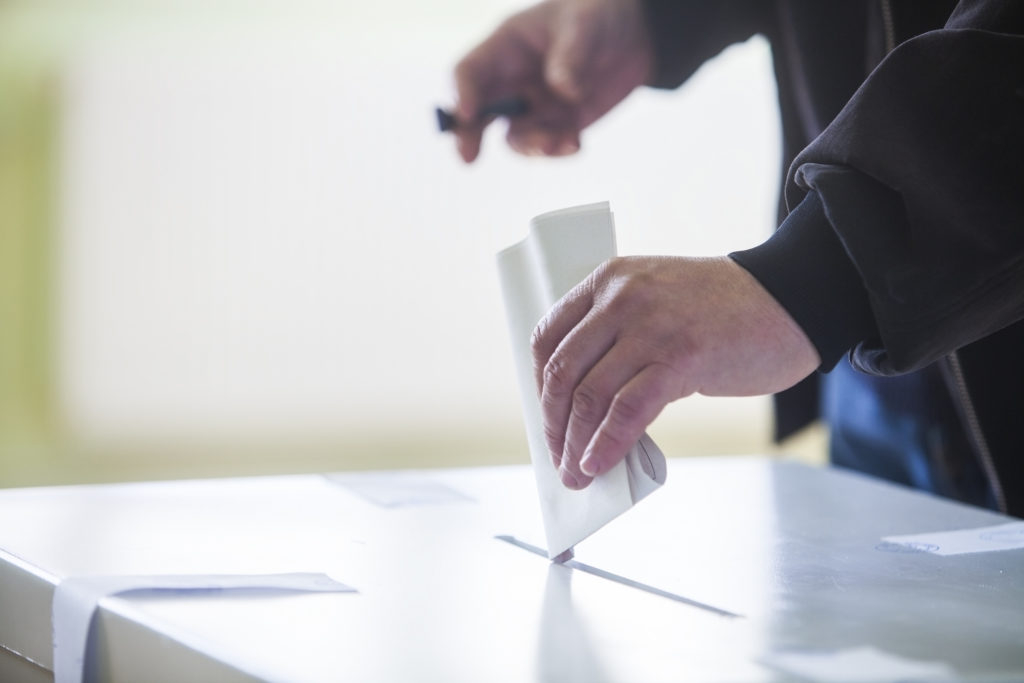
[451,0,654,162]
[531,1,1024,490]
[741,2,1024,375]
[450,0,769,162]
[643,0,771,89]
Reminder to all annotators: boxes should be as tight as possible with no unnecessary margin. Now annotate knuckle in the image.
[542,423,565,454]
[607,390,652,430]
[541,355,572,397]
[530,316,551,355]
[507,130,548,157]
[453,60,485,100]
[570,384,604,424]
[588,257,621,290]
[619,275,657,307]
[597,261,655,313]
[542,420,564,443]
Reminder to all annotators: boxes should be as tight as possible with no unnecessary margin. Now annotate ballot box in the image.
[0,456,1022,682]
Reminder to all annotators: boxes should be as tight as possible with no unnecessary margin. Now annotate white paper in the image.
[761,646,956,682]
[882,521,1024,556]
[52,572,354,683]
[325,472,474,507]
[496,202,666,559]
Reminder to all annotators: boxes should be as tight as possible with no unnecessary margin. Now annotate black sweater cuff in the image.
[729,190,879,371]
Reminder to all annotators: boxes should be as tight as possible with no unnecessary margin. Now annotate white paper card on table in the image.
[496,202,666,559]
[760,646,956,682]
[52,572,354,683]
[325,472,475,507]
[882,521,1024,556]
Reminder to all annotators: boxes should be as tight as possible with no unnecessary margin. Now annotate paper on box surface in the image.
[53,573,353,683]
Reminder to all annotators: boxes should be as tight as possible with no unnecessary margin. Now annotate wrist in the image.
[729,191,879,370]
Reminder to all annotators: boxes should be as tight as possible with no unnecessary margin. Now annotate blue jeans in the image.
[822,359,995,510]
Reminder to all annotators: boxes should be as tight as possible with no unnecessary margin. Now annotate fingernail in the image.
[556,139,579,156]
[559,466,579,489]
[580,452,600,477]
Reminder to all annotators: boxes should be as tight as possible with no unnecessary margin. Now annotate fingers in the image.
[532,257,683,491]
[578,363,675,478]
[532,277,597,397]
[506,3,588,156]
[507,121,580,157]
[544,5,588,103]
[532,280,600,462]
[452,52,491,163]
[532,265,677,491]
[538,314,616,486]
[547,339,677,490]
[451,2,587,162]
[554,341,653,488]
[454,84,583,161]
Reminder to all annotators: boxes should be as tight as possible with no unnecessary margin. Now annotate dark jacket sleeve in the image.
[642,0,772,88]
[734,0,1024,376]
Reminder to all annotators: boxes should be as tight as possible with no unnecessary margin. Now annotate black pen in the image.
[435,97,530,132]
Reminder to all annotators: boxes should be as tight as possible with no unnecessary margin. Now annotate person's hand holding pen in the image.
[449,0,654,163]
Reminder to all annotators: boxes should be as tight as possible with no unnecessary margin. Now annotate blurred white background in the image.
[0,0,811,484]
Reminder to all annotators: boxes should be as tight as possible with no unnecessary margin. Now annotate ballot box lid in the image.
[0,457,1022,682]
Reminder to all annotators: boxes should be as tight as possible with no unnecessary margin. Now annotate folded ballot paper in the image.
[496,202,666,559]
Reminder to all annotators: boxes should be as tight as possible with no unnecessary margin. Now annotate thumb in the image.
[544,10,591,102]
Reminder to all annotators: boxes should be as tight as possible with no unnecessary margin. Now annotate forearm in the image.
[735,4,1024,376]
[729,190,878,373]
[642,0,770,89]
[787,23,1024,373]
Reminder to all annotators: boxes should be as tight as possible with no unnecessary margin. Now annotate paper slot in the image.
[496,202,666,559]
[495,535,741,618]
[52,572,354,683]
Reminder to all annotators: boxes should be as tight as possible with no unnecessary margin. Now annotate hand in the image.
[532,256,820,489]
[452,0,653,162]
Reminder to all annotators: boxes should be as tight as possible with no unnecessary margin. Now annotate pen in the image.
[435,96,530,133]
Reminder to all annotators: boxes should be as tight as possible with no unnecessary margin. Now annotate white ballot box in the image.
[0,457,1022,682]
